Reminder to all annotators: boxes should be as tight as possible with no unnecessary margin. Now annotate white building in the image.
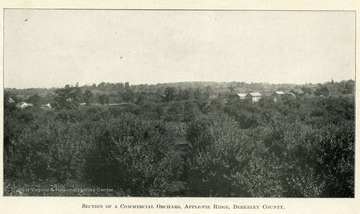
[246,92,262,103]
[17,102,33,109]
[237,93,247,100]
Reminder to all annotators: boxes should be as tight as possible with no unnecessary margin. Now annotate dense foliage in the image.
[4,80,355,197]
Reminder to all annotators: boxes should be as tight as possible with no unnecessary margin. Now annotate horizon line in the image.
[4,79,355,90]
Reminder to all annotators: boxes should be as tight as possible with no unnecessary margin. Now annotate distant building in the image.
[246,92,262,103]
[291,89,304,95]
[273,91,286,96]
[8,97,15,104]
[273,91,285,102]
[17,102,33,109]
[41,103,52,109]
[287,92,296,97]
[237,93,247,100]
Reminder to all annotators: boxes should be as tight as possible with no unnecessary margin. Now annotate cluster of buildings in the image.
[7,97,51,109]
[237,90,303,103]
[237,93,262,103]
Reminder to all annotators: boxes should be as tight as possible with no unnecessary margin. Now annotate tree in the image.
[125,82,130,89]
[193,88,206,100]
[204,86,213,99]
[183,101,202,122]
[165,101,184,121]
[97,82,106,90]
[85,115,185,196]
[301,87,313,95]
[52,85,82,110]
[121,89,135,103]
[343,80,354,94]
[205,98,225,114]
[178,89,193,101]
[314,86,330,97]
[229,85,235,93]
[134,92,146,105]
[186,114,276,197]
[98,94,110,105]
[164,87,177,102]
[26,94,41,108]
[84,90,94,106]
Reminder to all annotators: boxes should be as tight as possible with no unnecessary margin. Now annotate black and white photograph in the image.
[1,6,357,204]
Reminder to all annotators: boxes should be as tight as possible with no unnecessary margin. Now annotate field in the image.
[3,80,355,197]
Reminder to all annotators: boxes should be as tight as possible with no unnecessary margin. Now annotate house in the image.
[291,89,304,95]
[246,92,262,103]
[17,102,33,109]
[273,91,286,102]
[237,93,247,100]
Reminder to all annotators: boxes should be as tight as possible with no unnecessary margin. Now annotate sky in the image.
[4,10,356,89]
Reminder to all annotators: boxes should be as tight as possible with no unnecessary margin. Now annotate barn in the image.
[246,92,262,103]
[237,93,247,100]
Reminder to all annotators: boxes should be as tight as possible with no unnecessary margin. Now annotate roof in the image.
[8,97,15,103]
[288,92,296,97]
[274,91,286,95]
[237,93,247,97]
[292,89,304,94]
[41,103,51,108]
[247,92,262,97]
[17,102,33,108]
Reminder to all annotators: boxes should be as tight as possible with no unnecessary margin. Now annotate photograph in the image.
[3,9,355,199]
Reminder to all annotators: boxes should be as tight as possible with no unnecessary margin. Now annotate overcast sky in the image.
[4,10,355,89]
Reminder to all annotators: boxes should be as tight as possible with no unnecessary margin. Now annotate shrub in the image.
[186,114,281,197]
[85,114,185,196]
[5,119,90,184]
